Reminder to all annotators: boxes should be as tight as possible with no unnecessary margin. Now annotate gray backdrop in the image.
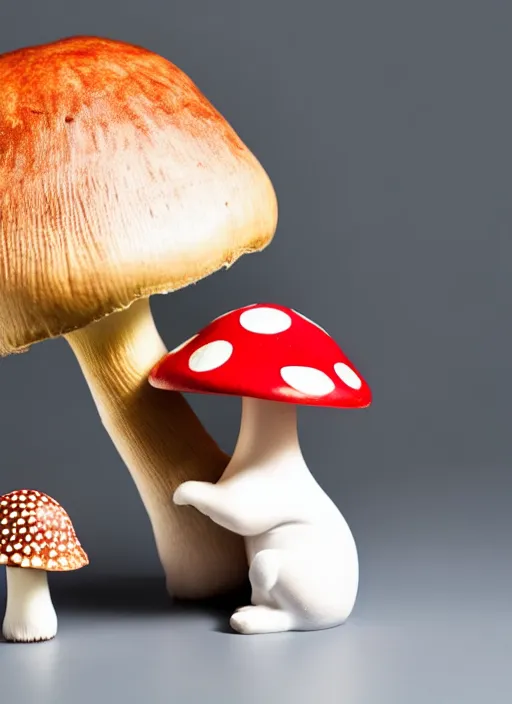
[1,1,511,703]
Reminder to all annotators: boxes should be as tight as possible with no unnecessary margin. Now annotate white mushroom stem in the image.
[176,397,328,535]
[2,567,57,642]
[224,397,306,491]
[65,297,246,599]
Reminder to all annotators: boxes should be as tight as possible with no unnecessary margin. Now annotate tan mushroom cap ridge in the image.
[0,490,89,571]
[0,36,278,355]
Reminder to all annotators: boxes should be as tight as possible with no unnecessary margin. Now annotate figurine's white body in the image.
[174,397,359,634]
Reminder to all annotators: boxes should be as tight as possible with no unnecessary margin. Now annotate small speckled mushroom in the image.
[0,490,88,643]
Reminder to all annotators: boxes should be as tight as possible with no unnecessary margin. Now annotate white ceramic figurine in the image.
[149,304,372,634]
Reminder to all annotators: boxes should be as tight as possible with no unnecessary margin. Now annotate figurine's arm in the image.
[173,480,287,536]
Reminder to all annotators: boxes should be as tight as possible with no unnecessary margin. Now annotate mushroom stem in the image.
[174,398,318,536]
[175,397,358,548]
[199,397,351,537]
[223,397,304,482]
[64,298,246,599]
[2,567,57,642]
[173,398,314,537]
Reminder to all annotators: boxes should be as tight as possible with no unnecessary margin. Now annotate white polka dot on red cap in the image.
[188,340,233,372]
[239,307,292,334]
[280,366,336,397]
[334,363,362,389]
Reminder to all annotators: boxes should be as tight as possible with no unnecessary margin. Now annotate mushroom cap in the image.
[0,490,88,571]
[149,303,372,408]
[0,36,278,355]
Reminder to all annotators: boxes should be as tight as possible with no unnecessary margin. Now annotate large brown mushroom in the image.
[0,36,278,598]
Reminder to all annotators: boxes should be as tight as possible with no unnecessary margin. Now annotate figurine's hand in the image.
[173,481,210,508]
[173,480,226,526]
[173,480,278,535]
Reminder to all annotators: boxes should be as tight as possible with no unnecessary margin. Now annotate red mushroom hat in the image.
[149,304,372,408]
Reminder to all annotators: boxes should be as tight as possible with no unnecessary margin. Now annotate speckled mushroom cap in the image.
[0,35,278,356]
[0,490,88,571]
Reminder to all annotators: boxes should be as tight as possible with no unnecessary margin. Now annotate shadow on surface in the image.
[50,575,251,621]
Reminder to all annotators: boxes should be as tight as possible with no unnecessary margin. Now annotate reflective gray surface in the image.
[1,571,510,704]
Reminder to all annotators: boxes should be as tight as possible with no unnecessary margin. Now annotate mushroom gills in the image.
[2,566,58,642]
